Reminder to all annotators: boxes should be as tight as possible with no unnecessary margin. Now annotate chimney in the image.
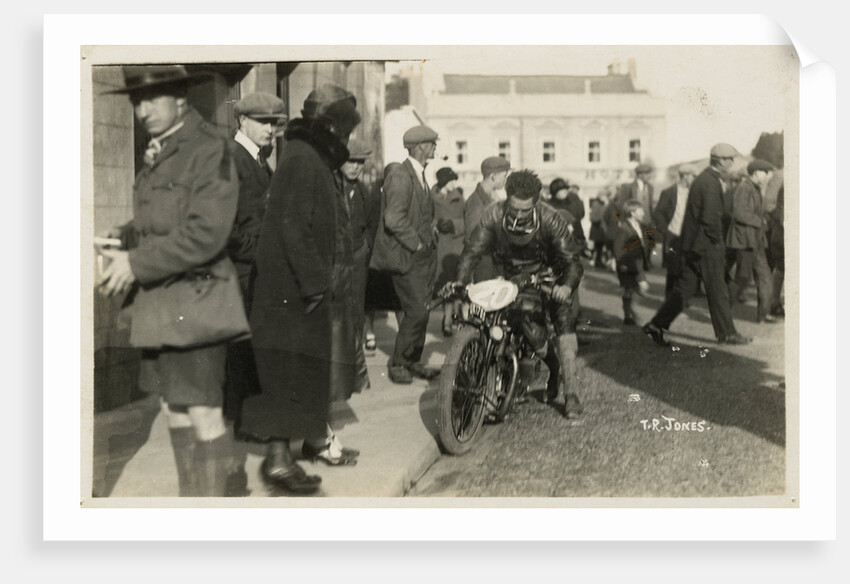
[627,58,637,81]
[584,79,592,94]
[609,59,621,75]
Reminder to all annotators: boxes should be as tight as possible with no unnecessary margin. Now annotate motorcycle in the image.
[427,270,557,455]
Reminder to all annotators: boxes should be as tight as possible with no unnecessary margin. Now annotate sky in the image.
[388,45,798,164]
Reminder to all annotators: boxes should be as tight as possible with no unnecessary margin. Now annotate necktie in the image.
[257,152,272,176]
[144,138,162,168]
[422,171,429,194]
[143,121,184,168]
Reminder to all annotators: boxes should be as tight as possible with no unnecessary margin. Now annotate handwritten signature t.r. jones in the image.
[640,416,711,432]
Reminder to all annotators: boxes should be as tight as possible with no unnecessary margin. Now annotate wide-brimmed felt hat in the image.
[104,65,211,96]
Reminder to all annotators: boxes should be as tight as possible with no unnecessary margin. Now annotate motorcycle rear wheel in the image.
[438,326,489,455]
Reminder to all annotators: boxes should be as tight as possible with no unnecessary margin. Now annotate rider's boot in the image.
[542,344,561,404]
[557,333,584,419]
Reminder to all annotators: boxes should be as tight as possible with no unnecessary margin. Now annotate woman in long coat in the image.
[431,167,465,336]
[238,85,362,494]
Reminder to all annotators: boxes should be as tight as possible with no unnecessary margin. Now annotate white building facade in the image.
[422,70,668,202]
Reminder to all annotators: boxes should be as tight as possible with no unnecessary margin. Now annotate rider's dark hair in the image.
[505,169,542,203]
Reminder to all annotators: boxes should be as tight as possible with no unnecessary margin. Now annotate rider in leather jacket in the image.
[455,169,585,419]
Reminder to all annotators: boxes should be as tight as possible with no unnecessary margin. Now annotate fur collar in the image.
[284,118,350,169]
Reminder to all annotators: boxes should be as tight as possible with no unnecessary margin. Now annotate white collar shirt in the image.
[668,183,689,236]
[234,130,261,162]
[407,155,427,188]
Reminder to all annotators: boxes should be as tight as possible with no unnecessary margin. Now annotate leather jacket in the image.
[457,200,583,290]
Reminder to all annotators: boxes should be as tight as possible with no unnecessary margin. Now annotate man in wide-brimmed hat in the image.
[96,64,241,497]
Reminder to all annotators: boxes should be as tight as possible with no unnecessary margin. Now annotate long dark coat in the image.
[238,119,356,442]
[680,167,727,255]
[433,186,465,287]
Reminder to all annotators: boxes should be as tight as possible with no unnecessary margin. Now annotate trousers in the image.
[652,246,737,340]
[391,245,438,367]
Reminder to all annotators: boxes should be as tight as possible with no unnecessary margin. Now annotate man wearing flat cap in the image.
[653,163,699,300]
[370,124,441,384]
[464,156,510,282]
[726,159,777,323]
[221,91,287,495]
[643,143,751,346]
[96,65,241,497]
[342,138,378,391]
[604,163,656,260]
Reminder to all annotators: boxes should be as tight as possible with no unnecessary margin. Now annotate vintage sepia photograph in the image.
[81,42,799,507]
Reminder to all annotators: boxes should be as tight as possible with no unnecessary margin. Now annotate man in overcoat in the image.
[464,156,510,282]
[643,143,751,347]
[653,163,699,300]
[97,65,240,497]
[371,125,442,385]
[238,84,362,493]
[726,159,777,323]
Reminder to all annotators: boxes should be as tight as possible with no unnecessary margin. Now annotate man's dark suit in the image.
[650,167,739,341]
[379,159,438,370]
[223,137,272,423]
[227,140,272,295]
[653,184,683,299]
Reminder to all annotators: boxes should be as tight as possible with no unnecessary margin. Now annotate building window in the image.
[498,140,511,162]
[542,141,556,163]
[455,140,468,165]
[588,141,601,163]
[629,139,641,163]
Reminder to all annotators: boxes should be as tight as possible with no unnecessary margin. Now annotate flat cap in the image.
[234,92,287,119]
[346,138,372,160]
[677,163,700,176]
[710,143,740,158]
[402,125,439,148]
[635,163,654,174]
[481,156,511,176]
[746,159,776,174]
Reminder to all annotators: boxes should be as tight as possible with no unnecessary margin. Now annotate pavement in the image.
[91,309,449,500]
[89,261,787,501]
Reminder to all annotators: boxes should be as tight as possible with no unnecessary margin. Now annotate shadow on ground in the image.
[92,395,160,497]
[578,326,785,446]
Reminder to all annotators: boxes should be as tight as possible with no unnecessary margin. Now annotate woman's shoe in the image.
[364,333,377,354]
[260,457,321,495]
[302,441,359,466]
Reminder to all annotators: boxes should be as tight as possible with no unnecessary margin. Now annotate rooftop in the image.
[442,74,643,95]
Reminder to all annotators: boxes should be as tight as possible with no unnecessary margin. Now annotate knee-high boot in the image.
[168,427,198,497]
[622,296,637,325]
[542,343,561,404]
[194,433,232,497]
[557,333,583,419]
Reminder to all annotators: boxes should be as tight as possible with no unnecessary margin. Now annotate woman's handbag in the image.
[127,255,251,349]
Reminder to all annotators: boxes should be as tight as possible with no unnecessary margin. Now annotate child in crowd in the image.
[614,199,653,325]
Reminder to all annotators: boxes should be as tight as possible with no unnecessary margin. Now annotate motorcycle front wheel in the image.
[438,326,489,455]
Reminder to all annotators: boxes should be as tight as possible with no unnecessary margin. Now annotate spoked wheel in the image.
[491,352,519,423]
[438,326,489,455]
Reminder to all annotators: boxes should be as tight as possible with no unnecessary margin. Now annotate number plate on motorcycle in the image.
[469,303,486,319]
